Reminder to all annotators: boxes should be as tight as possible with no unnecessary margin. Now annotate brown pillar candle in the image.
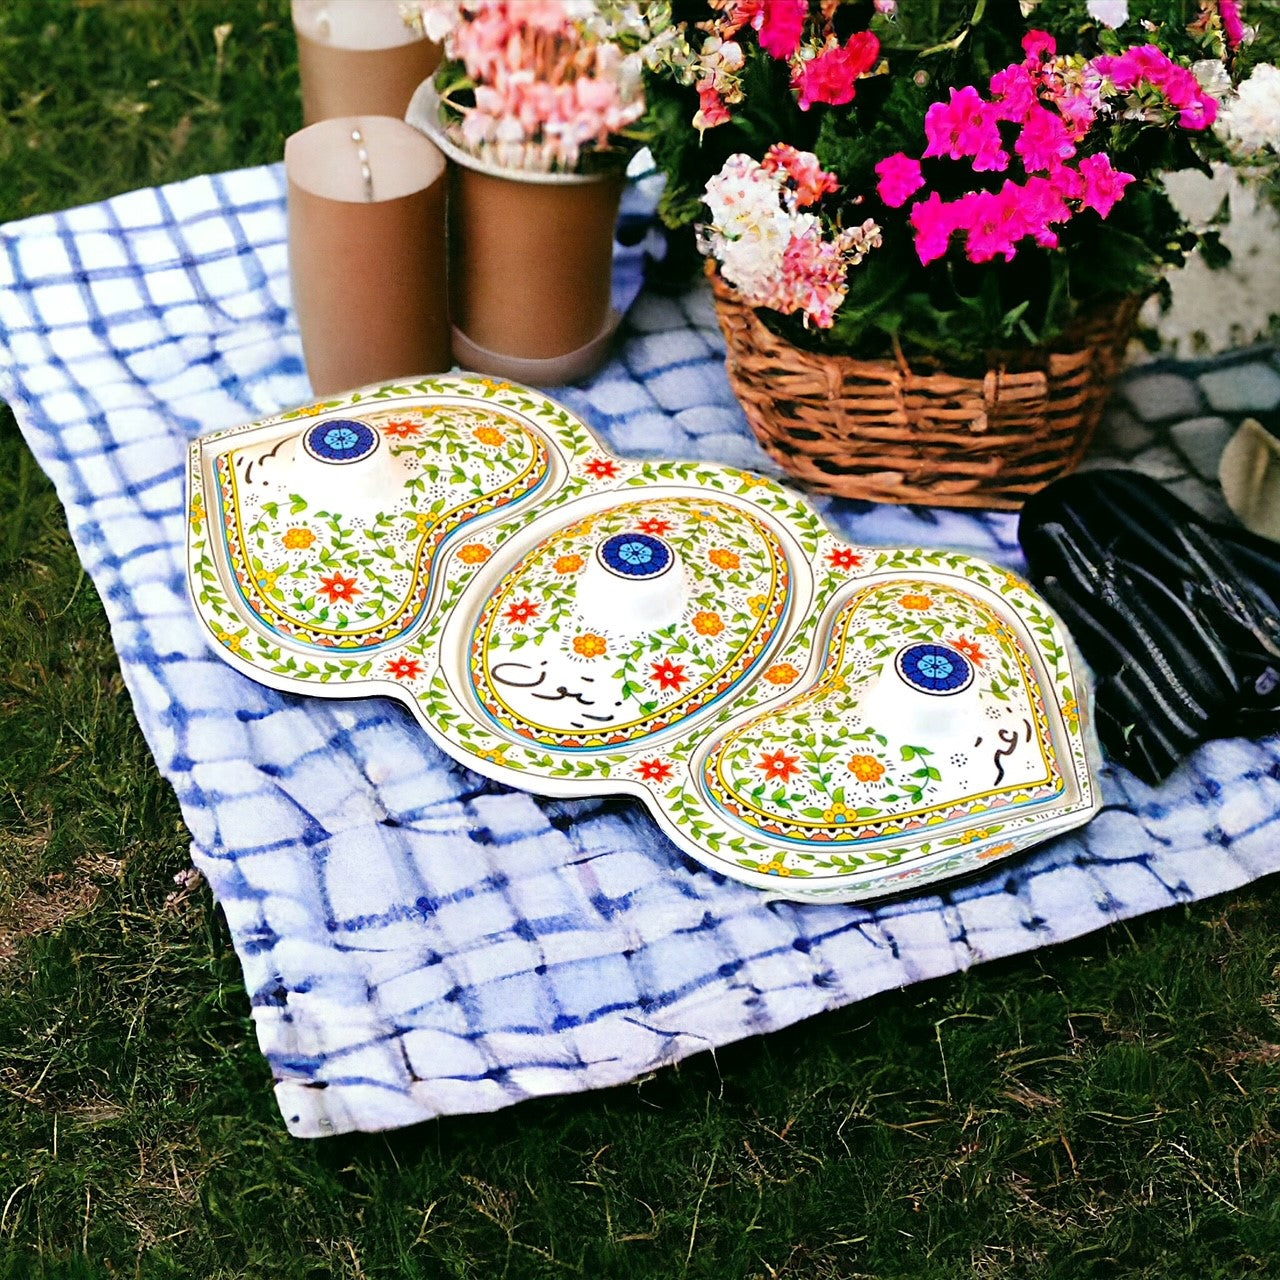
[286,115,450,397]
[293,0,440,126]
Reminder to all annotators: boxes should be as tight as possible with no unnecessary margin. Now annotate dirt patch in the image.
[0,836,122,962]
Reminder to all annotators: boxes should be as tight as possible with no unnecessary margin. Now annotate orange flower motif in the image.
[382,418,422,439]
[898,593,933,610]
[317,571,361,604]
[828,547,862,570]
[848,753,886,782]
[708,548,740,570]
[573,633,607,658]
[977,841,1017,861]
[386,656,423,680]
[457,543,491,565]
[637,758,673,783]
[637,517,673,536]
[692,611,724,637]
[282,527,315,550]
[553,554,585,574]
[763,663,799,685]
[473,425,507,447]
[952,636,987,666]
[650,659,688,692]
[757,749,802,782]
[504,598,539,625]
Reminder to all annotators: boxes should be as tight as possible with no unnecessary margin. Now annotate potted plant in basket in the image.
[403,0,655,382]
[641,0,1273,507]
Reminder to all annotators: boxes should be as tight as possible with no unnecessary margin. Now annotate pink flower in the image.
[1015,104,1077,172]
[1023,30,1057,64]
[989,63,1037,122]
[791,31,880,111]
[924,86,1008,171]
[961,189,1022,264]
[695,79,732,130]
[1076,152,1135,217]
[875,152,925,207]
[1220,0,1246,49]
[909,191,959,265]
[763,143,840,207]
[754,0,807,59]
[1090,45,1218,131]
[1056,90,1097,140]
[1012,174,1074,248]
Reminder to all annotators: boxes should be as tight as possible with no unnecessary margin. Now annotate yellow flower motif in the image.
[747,594,768,615]
[898,593,933,610]
[255,567,281,594]
[848,753,885,782]
[457,543,491,564]
[1061,696,1080,732]
[214,628,243,653]
[414,513,434,535]
[282,527,315,550]
[553,554,585,574]
[476,744,509,765]
[822,802,853,825]
[763,662,799,685]
[829,673,848,691]
[573,633,607,658]
[473,425,507,447]
[692,611,724,637]
[709,548,740,570]
[189,494,205,529]
[754,859,793,877]
[299,403,327,417]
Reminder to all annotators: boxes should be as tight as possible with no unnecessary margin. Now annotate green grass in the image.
[1,2,1279,1276]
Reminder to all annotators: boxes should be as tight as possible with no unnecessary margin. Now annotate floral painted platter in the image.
[186,374,1101,903]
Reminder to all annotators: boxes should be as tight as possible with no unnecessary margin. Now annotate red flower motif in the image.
[828,547,863,570]
[585,457,619,480]
[504,598,540,625]
[637,758,674,783]
[952,637,987,666]
[637,517,673,536]
[757,749,802,782]
[317,571,361,604]
[386,656,423,680]
[382,418,422,438]
[650,658,689,692]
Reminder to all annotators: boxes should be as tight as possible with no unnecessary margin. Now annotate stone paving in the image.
[1086,345,1280,523]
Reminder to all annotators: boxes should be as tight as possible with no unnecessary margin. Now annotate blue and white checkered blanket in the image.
[3,164,1278,1137]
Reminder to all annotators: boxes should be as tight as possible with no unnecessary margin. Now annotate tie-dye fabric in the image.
[2,164,1277,1137]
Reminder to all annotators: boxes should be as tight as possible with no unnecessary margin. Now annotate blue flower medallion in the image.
[895,642,973,695]
[597,532,673,580]
[303,418,379,465]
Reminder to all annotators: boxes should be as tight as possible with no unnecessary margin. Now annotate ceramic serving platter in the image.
[186,374,1102,902]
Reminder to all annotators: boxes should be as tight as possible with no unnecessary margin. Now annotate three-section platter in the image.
[186,374,1101,902]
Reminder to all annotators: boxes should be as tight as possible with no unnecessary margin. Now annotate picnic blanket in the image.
[3,164,1278,1138]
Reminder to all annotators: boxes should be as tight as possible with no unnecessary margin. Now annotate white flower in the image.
[1086,0,1129,28]
[1193,58,1233,101]
[1217,63,1280,154]
[401,1,461,44]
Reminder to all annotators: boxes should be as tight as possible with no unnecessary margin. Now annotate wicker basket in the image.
[708,264,1144,510]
